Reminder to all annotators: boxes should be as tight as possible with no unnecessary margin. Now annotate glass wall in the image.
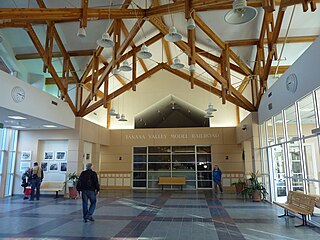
[0,128,18,197]
[132,145,212,190]
[259,87,320,224]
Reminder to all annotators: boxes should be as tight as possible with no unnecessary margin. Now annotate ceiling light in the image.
[109,107,117,116]
[189,64,196,73]
[119,60,132,72]
[187,17,196,30]
[112,68,120,76]
[137,43,152,59]
[43,125,57,128]
[206,104,217,113]
[164,26,182,42]
[116,113,121,119]
[204,113,214,118]
[77,27,86,38]
[8,116,26,120]
[118,114,127,122]
[171,57,184,69]
[97,32,114,48]
[224,0,257,25]
[11,126,26,129]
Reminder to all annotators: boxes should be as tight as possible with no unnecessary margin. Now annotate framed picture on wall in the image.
[21,151,32,161]
[55,151,66,161]
[60,162,67,172]
[44,151,54,160]
[20,162,30,172]
[49,162,59,172]
[41,162,48,172]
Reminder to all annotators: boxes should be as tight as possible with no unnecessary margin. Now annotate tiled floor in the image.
[0,190,319,239]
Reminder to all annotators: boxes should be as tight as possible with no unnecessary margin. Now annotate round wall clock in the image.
[286,73,298,93]
[11,86,25,103]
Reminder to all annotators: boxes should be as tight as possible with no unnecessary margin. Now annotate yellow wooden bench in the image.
[158,177,186,190]
[273,191,316,227]
[40,181,65,198]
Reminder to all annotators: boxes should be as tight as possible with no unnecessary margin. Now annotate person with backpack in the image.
[30,162,44,201]
[76,163,100,223]
[21,168,31,200]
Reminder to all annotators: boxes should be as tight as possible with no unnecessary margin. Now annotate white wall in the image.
[258,37,320,123]
[107,70,238,129]
[0,70,75,128]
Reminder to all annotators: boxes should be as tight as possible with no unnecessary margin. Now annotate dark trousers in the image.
[81,190,97,220]
[30,177,41,200]
[214,181,223,193]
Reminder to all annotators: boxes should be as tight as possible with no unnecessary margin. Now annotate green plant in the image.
[241,171,268,201]
[231,178,246,194]
[65,172,79,188]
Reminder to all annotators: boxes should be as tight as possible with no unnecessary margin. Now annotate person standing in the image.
[212,165,223,194]
[21,168,31,200]
[77,163,100,223]
[30,162,44,201]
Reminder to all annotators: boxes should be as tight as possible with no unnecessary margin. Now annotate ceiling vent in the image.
[0,57,12,74]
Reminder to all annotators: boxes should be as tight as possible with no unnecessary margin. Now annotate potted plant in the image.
[65,172,79,199]
[241,171,268,202]
[231,178,245,194]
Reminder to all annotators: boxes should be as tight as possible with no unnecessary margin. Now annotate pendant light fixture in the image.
[116,113,121,119]
[77,27,86,38]
[119,60,132,72]
[224,0,258,25]
[189,64,196,73]
[165,26,183,42]
[171,57,184,69]
[204,112,214,118]
[137,43,152,59]
[97,31,114,48]
[109,107,117,116]
[118,114,128,122]
[187,17,196,30]
[97,1,114,47]
[206,104,217,114]
[112,68,120,76]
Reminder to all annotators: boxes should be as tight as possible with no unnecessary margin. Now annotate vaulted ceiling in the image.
[0,0,319,128]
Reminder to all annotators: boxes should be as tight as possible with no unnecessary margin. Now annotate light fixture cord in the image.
[274,5,296,77]
[167,0,174,26]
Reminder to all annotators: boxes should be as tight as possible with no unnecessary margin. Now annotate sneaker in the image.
[83,219,88,223]
[23,197,28,200]
[88,217,95,222]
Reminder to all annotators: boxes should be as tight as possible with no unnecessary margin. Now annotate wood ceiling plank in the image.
[81,0,88,28]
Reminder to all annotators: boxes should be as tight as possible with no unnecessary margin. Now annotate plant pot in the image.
[235,183,245,194]
[252,190,261,202]
[68,187,78,199]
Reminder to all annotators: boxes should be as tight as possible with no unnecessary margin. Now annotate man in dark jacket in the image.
[77,163,100,222]
[212,165,223,194]
[30,162,44,201]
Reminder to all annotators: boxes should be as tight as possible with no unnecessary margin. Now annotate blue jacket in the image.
[213,169,222,182]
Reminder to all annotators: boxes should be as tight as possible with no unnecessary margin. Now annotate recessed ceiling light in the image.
[43,125,57,128]
[8,116,26,120]
[11,126,26,129]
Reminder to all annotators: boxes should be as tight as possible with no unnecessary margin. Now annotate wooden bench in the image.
[273,191,316,227]
[158,177,186,190]
[41,182,65,198]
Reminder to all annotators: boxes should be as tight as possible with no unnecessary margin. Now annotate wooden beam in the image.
[150,17,255,111]
[194,14,253,76]
[25,24,76,114]
[162,64,253,111]
[79,19,145,116]
[80,0,89,28]
[121,21,148,72]
[81,63,163,116]
[15,49,96,60]
[115,75,127,86]
[103,75,109,108]
[132,54,137,91]
[270,65,290,74]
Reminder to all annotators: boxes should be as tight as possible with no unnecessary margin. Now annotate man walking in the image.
[212,165,223,194]
[30,162,44,201]
[77,163,100,222]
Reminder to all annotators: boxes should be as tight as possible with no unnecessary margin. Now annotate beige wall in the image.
[100,127,244,173]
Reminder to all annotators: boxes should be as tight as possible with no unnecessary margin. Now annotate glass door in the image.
[270,144,287,203]
[288,142,304,192]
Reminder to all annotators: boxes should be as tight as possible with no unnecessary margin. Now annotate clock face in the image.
[11,86,25,103]
[286,73,298,93]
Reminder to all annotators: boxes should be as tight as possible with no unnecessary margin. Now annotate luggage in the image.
[25,186,31,196]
